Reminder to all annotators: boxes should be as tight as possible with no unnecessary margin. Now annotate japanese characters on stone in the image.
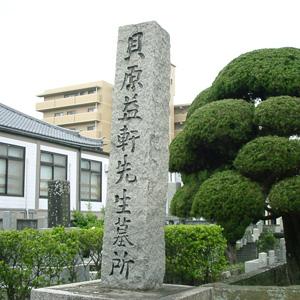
[110,31,144,279]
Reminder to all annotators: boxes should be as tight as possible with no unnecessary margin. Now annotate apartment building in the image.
[36,81,113,153]
[174,104,190,137]
[36,65,189,151]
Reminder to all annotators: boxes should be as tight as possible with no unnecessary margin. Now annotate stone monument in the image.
[31,21,213,299]
[101,21,170,290]
[48,180,70,228]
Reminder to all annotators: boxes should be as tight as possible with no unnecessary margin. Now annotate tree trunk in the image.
[282,213,300,284]
[226,243,237,264]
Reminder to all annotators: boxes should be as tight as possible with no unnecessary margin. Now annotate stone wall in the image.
[237,242,257,263]
[211,283,300,300]
[205,263,300,299]
[230,263,289,286]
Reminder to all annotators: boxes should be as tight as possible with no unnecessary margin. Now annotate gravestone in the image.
[268,250,276,265]
[101,21,170,290]
[48,180,70,228]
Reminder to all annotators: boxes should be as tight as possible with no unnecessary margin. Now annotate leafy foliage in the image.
[186,87,215,119]
[234,136,300,185]
[192,170,264,244]
[172,168,232,218]
[181,170,210,185]
[184,99,255,161]
[254,96,300,137]
[0,227,103,300]
[210,47,300,101]
[169,46,300,281]
[269,175,300,214]
[257,229,279,253]
[72,211,104,228]
[170,182,199,218]
[169,130,201,173]
[165,225,227,285]
[0,225,227,298]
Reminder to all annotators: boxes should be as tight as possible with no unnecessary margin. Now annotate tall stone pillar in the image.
[101,21,170,290]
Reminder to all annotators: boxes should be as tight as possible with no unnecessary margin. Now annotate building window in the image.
[64,92,78,98]
[80,159,102,202]
[87,125,95,131]
[87,107,96,112]
[0,143,25,196]
[67,111,76,115]
[54,112,64,117]
[87,88,96,94]
[175,122,184,130]
[40,152,67,197]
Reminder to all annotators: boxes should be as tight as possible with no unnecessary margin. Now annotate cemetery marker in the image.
[101,21,170,290]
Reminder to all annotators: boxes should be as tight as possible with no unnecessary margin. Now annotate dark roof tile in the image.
[0,103,103,152]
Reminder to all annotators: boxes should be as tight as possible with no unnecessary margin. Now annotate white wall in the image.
[80,152,109,212]
[39,144,78,211]
[0,135,37,210]
[0,134,109,214]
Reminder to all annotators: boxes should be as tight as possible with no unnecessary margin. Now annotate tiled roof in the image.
[0,103,103,152]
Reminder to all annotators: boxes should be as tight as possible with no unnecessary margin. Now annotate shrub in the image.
[77,227,104,278]
[72,211,104,228]
[165,225,227,285]
[192,170,264,244]
[0,227,103,299]
[170,182,199,218]
[0,225,226,298]
[234,136,300,185]
[269,175,300,214]
[184,99,255,159]
[0,228,77,300]
[171,169,229,219]
[257,230,279,253]
[169,130,201,173]
[181,170,211,185]
[186,87,215,119]
[210,47,300,101]
[254,96,300,137]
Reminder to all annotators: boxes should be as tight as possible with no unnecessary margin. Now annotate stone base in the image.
[31,280,213,300]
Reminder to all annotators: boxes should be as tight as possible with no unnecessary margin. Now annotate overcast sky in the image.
[1,0,300,118]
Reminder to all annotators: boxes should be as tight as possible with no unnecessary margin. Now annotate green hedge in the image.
[165,225,227,285]
[254,96,300,137]
[186,87,215,119]
[210,47,300,101]
[184,99,255,159]
[234,136,300,185]
[170,182,199,218]
[192,170,264,244]
[269,175,300,214]
[0,227,103,300]
[0,225,227,298]
[169,130,201,173]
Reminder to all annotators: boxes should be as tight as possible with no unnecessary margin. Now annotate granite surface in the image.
[101,21,170,290]
[31,281,213,300]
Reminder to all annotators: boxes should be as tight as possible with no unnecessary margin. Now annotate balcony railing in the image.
[80,130,102,139]
[174,113,187,123]
[36,94,101,111]
[43,112,101,125]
